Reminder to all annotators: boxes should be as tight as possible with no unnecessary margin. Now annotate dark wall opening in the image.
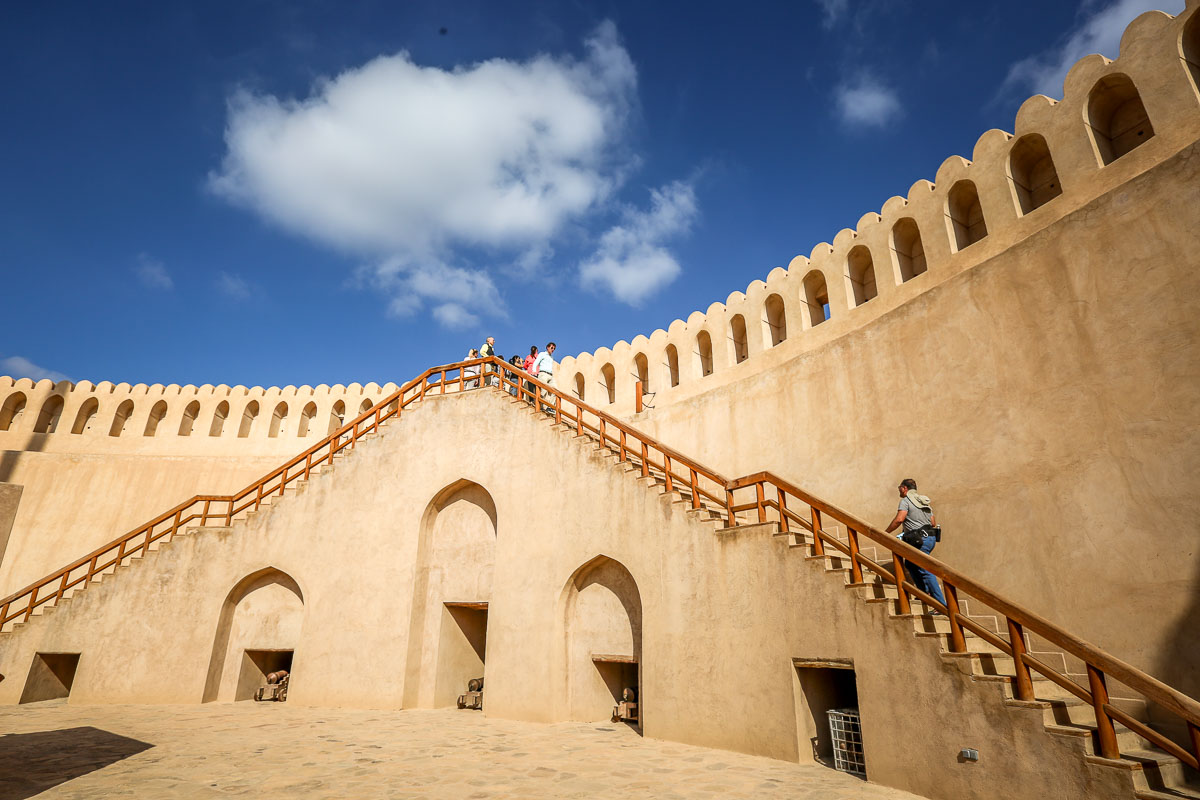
[20,652,81,703]
[794,662,860,768]
[236,649,293,701]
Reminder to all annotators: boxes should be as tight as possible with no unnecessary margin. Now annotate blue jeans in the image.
[903,533,947,609]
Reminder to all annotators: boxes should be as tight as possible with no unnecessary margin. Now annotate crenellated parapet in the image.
[562,4,1200,414]
[0,376,402,456]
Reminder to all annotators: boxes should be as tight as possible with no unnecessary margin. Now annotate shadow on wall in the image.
[0,726,153,800]
[1154,548,1200,711]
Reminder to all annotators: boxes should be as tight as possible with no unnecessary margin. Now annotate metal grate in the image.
[828,708,866,778]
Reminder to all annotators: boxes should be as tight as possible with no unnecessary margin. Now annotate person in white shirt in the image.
[531,342,557,407]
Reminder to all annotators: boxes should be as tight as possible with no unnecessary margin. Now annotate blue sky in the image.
[0,0,1183,389]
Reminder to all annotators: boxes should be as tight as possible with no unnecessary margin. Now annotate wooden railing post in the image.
[811,507,825,556]
[893,553,911,615]
[225,500,233,526]
[24,586,36,622]
[663,455,674,493]
[725,488,736,527]
[256,482,264,510]
[56,571,69,601]
[1087,665,1120,759]
[440,370,447,394]
[690,470,700,510]
[846,528,863,583]
[143,526,153,555]
[777,488,789,534]
[172,509,183,539]
[576,405,583,437]
[944,583,967,653]
[599,419,606,450]
[304,453,312,480]
[1188,722,1200,772]
[640,442,649,478]
[555,395,561,425]
[619,431,627,463]
[1008,618,1034,701]
[635,380,643,413]
[755,482,766,523]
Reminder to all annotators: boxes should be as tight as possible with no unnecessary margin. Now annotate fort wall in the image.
[0,3,1197,703]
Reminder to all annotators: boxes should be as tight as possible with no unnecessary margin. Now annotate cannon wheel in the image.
[277,679,288,702]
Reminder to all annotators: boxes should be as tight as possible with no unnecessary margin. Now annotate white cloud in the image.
[816,0,849,28]
[579,181,697,305]
[209,22,638,325]
[1,356,69,383]
[135,253,173,290]
[833,76,902,128]
[1002,0,1185,98]
[216,271,251,301]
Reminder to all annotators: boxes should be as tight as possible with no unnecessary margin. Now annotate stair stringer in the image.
[0,388,1180,800]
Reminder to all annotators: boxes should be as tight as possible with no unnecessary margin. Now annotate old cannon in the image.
[457,676,484,710]
[612,686,637,723]
[253,669,290,702]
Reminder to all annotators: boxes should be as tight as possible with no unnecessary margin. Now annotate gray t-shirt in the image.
[899,496,933,532]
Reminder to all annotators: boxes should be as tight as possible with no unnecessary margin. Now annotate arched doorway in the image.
[202,567,304,702]
[403,479,498,709]
[559,555,643,731]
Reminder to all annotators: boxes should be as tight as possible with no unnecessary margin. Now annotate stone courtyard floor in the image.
[0,701,923,800]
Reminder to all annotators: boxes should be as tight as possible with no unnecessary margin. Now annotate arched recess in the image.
[297,402,317,437]
[402,480,498,709]
[574,373,586,401]
[890,218,927,283]
[665,345,680,387]
[695,331,714,377]
[762,294,787,347]
[144,400,167,436]
[358,399,373,416]
[268,402,288,438]
[557,555,642,731]
[945,180,988,252]
[729,315,749,364]
[108,400,134,437]
[209,401,229,437]
[1008,134,1062,215]
[71,398,99,435]
[845,246,878,307]
[34,395,65,434]
[601,363,617,405]
[237,401,259,438]
[327,400,345,435]
[179,401,200,436]
[633,353,650,393]
[202,567,304,703]
[1185,12,1200,99]
[1086,74,1155,166]
[0,392,27,431]
[801,270,830,328]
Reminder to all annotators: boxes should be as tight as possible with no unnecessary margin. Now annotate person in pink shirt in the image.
[522,346,539,402]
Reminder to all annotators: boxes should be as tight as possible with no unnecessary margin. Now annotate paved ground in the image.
[0,701,923,800]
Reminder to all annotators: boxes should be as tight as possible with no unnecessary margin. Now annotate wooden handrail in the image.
[2,356,1196,771]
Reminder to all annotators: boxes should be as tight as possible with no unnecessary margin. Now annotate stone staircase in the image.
[3,377,1198,799]
[505,392,1200,800]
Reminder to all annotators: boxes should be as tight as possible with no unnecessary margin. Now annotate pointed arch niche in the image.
[402,480,497,710]
[1185,12,1200,100]
[890,218,927,283]
[801,270,830,328]
[1008,134,1062,215]
[762,294,787,347]
[946,180,988,252]
[557,555,642,731]
[845,246,878,307]
[108,400,134,437]
[71,398,99,435]
[179,401,200,436]
[202,567,304,703]
[144,400,167,437]
[695,331,714,377]
[1086,74,1154,166]
[0,392,27,432]
[729,315,749,364]
[665,345,681,387]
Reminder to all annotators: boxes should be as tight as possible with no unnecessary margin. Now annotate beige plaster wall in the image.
[0,379,400,596]
[0,390,1142,799]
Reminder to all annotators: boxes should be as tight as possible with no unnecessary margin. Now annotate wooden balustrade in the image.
[1,356,1197,772]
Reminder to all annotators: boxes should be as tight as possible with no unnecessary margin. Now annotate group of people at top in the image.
[464,337,557,405]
